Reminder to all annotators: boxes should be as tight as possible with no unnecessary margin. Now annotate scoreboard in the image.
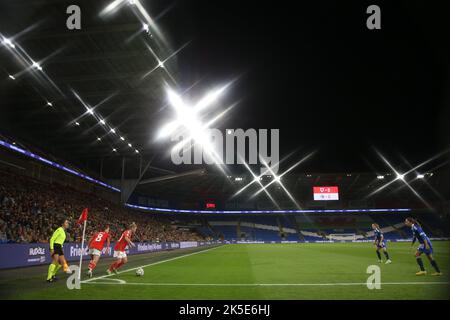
[313,186,339,201]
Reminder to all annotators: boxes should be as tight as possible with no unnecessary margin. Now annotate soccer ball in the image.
[135,268,144,276]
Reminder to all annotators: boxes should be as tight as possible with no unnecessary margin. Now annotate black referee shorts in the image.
[52,243,64,256]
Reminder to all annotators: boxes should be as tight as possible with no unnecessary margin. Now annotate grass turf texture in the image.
[1,242,449,299]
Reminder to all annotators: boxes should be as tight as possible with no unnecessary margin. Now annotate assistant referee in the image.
[46,218,70,282]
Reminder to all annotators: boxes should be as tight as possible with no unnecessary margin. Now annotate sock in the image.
[384,251,390,260]
[63,261,69,272]
[376,251,381,260]
[47,263,56,280]
[416,257,425,271]
[115,261,125,270]
[88,261,96,271]
[431,260,441,273]
[53,264,61,276]
[109,261,118,271]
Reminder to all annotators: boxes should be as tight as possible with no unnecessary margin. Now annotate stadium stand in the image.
[0,169,204,244]
[1,145,448,243]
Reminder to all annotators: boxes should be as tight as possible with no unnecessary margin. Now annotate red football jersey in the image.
[89,231,110,251]
[114,230,132,251]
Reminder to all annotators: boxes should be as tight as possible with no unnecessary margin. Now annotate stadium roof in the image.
[1,0,449,195]
[133,170,446,205]
[0,0,183,163]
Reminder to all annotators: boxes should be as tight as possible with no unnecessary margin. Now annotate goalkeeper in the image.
[46,218,71,282]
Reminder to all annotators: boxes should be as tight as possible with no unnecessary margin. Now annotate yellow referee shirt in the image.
[49,227,66,250]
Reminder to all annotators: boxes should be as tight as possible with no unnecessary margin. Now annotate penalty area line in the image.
[82,245,223,283]
[83,281,450,287]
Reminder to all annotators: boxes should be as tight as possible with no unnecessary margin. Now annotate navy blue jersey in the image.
[411,224,433,254]
[374,228,384,242]
[411,224,431,245]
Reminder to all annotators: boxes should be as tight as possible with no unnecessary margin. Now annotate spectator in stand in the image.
[0,169,203,244]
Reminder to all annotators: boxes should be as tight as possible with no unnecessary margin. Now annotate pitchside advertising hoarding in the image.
[0,241,213,269]
[313,186,339,200]
[3,238,450,269]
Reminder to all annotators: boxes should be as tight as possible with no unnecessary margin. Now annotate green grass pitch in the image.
[1,242,449,299]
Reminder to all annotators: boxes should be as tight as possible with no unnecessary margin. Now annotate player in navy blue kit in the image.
[404,217,442,276]
[371,223,392,264]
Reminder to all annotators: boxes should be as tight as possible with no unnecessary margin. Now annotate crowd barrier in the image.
[227,238,450,244]
[0,241,216,269]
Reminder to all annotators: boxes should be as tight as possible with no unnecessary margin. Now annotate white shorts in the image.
[113,251,127,259]
[89,248,102,256]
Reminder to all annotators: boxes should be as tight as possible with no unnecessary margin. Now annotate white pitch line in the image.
[98,278,127,284]
[82,245,222,283]
[83,281,450,287]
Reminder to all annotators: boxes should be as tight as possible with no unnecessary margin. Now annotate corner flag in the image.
[77,208,89,280]
[77,208,88,225]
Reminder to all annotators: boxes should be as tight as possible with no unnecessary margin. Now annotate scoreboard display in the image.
[205,202,216,209]
[313,186,339,201]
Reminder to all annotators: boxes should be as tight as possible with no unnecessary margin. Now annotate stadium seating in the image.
[215,225,238,240]
[2,168,448,244]
[0,169,204,243]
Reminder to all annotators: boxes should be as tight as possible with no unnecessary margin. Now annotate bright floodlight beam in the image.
[133,0,167,46]
[72,89,116,121]
[141,41,190,84]
[366,149,444,210]
[72,90,95,117]
[251,151,317,198]
[157,84,230,140]
[260,158,302,209]
[231,150,297,198]
[169,103,237,175]
[100,0,128,16]
[367,148,449,198]
[239,160,281,209]
[170,102,237,170]
[2,37,15,48]
[32,61,42,71]
[396,173,405,180]
[100,0,167,46]
[193,83,231,112]
[1,31,64,96]
[160,84,230,139]
[158,86,234,177]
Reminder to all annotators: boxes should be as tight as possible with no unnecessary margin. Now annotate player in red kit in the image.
[107,223,137,275]
[86,226,110,278]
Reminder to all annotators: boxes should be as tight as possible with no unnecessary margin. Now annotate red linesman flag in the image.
[77,208,88,225]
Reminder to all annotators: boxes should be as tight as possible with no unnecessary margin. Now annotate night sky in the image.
[0,0,449,174]
[165,0,450,172]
